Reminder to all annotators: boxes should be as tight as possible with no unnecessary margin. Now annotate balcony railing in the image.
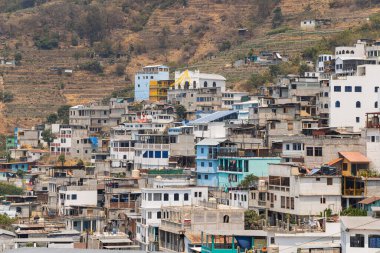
[107,201,137,209]
[343,188,365,196]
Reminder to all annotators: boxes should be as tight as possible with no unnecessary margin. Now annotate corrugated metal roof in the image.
[195,138,227,146]
[358,196,380,205]
[339,152,370,163]
[189,110,238,125]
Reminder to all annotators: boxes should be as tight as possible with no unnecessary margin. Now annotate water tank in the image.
[267,244,279,253]
[131,169,140,178]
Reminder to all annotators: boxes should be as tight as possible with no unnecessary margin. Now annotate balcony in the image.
[134,143,170,150]
[258,200,267,207]
[343,188,365,197]
[107,201,137,209]
[160,220,187,233]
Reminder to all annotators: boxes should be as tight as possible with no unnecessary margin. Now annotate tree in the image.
[58,154,66,167]
[79,6,106,45]
[115,64,125,76]
[272,7,284,29]
[174,105,187,121]
[14,52,22,66]
[0,214,17,230]
[0,182,23,196]
[80,61,103,74]
[244,210,261,230]
[238,174,259,188]
[0,91,14,103]
[46,113,58,124]
[298,63,311,76]
[57,105,71,124]
[41,129,55,147]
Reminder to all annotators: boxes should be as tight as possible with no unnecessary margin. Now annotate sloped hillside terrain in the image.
[0,0,379,133]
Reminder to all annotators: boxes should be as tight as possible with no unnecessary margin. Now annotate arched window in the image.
[335,101,340,108]
[346,50,350,54]
[184,81,189,90]
[223,215,230,223]
[342,51,345,54]
[204,81,208,88]
[375,102,378,108]
[356,101,361,108]
[184,193,189,201]
[213,82,216,87]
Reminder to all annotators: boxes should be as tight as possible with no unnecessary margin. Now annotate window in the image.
[314,147,323,156]
[163,193,169,201]
[376,86,379,93]
[72,194,77,200]
[199,192,202,197]
[195,192,198,197]
[223,215,229,223]
[316,178,320,181]
[356,117,360,123]
[334,86,341,92]
[335,101,340,108]
[205,175,209,180]
[343,163,348,171]
[369,234,380,248]
[320,197,326,204]
[376,102,378,108]
[148,193,152,201]
[174,193,179,201]
[291,197,294,210]
[197,174,201,179]
[213,82,216,87]
[67,195,70,200]
[208,162,212,167]
[204,81,208,87]
[201,148,204,153]
[286,144,290,150]
[345,86,352,92]
[356,101,361,108]
[281,196,285,208]
[350,234,365,248]
[155,151,161,158]
[184,193,189,201]
[355,86,362,92]
[201,162,204,167]
[153,193,162,201]
[148,212,152,219]
[162,151,169,158]
[327,178,333,185]
[157,211,161,219]
[306,147,314,156]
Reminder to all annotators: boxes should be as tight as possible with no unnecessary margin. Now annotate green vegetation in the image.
[266,27,292,35]
[0,182,23,195]
[238,174,259,188]
[341,207,367,216]
[174,104,187,121]
[244,210,263,230]
[57,105,71,124]
[115,64,126,76]
[218,40,231,52]
[0,91,14,103]
[320,208,333,218]
[14,52,22,66]
[0,0,47,13]
[41,129,55,147]
[272,7,283,29]
[0,214,17,230]
[46,113,58,124]
[80,61,103,74]
[58,154,66,166]
[34,33,59,50]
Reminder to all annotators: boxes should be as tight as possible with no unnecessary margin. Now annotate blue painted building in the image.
[134,65,169,101]
[195,138,237,188]
[218,156,281,188]
[359,196,380,215]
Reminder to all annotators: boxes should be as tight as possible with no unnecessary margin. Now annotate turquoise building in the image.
[217,156,281,188]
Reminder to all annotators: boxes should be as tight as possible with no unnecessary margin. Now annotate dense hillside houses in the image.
[3,38,380,253]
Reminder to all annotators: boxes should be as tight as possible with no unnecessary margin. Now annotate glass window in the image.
[153,193,162,201]
[327,178,333,185]
[356,117,360,123]
[315,147,323,156]
[334,86,341,92]
[149,151,154,158]
[174,193,179,201]
[162,151,169,158]
[205,175,209,180]
[335,101,340,108]
[350,234,365,248]
[184,193,189,201]
[306,147,314,156]
[72,194,77,200]
[208,162,212,167]
[201,162,204,167]
[201,148,204,153]
[163,193,169,201]
[148,193,152,201]
[369,234,380,248]
[345,86,352,92]
[157,211,161,219]
[356,101,361,108]
[355,86,362,92]
[155,151,161,158]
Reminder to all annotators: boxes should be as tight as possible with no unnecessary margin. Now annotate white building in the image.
[268,163,341,220]
[174,70,226,92]
[330,65,380,131]
[363,113,380,173]
[137,185,208,251]
[316,54,334,72]
[341,214,380,253]
[58,185,98,215]
[221,91,249,109]
[300,20,316,30]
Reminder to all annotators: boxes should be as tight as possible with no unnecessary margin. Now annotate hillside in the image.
[0,0,379,133]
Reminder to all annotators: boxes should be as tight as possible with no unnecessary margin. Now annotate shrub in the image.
[115,64,125,76]
[272,7,283,29]
[80,61,103,74]
[218,40,231,52]
[34,33,59,50]
[14,52,22,66]
[0,91,14,103]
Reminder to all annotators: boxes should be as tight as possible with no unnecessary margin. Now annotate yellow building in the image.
[149,80,174,102]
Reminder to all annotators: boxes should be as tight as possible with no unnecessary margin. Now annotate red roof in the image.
[359,196,380,205]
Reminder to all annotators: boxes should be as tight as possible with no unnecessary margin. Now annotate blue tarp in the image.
[89,137,98,148]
